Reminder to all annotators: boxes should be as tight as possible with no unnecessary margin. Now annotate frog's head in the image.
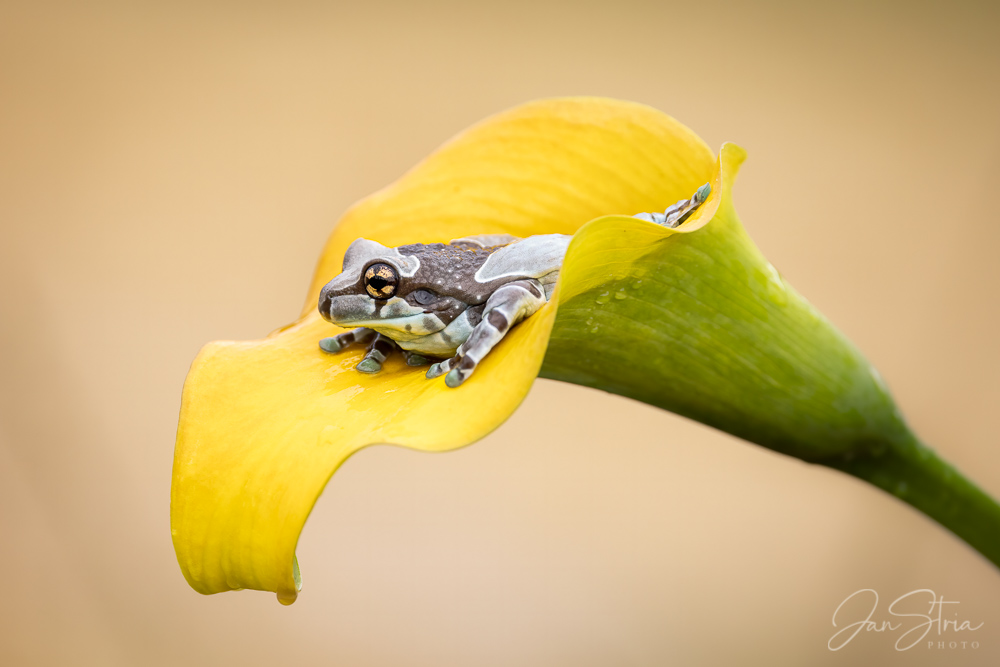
[318,238,472,338]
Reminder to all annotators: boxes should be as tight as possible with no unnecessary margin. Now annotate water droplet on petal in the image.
[755,262,788,306]
[614,289,627,300]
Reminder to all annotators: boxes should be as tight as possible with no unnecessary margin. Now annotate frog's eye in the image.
[364,263,398,299]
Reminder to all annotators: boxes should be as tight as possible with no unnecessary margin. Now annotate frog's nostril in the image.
[319,290,333,320]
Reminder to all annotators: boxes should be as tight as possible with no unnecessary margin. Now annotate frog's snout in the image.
[318,284,334,322]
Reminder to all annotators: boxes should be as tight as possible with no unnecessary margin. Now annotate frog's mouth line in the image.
[331,312,446,340]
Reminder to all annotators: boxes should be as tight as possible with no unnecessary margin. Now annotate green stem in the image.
[830,437,1000,569]
[540,357,1000,571]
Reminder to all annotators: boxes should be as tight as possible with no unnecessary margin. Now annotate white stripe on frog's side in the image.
[473,234,571,284]
[450,233,520,248]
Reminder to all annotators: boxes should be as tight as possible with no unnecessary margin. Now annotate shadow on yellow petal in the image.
[171,98,730,604]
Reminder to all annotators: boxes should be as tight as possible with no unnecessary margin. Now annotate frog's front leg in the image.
[426,279,547,387]
[355,333,401,374]
[319,327,376,353]
[319,328,401,374]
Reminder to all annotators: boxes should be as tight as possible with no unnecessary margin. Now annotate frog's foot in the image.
[319,327,376,354]
[634,182,711,228]
[425,358,453,379]
[355,333,400,374]
[319,328,401,375]
[403,351,433,367]
[427,279,547,388]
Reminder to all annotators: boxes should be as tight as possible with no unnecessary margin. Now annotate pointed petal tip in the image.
[276,557,302,605]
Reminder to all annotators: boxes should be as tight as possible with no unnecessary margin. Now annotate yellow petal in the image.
[300,97,717,316]
[171,98,723,604]
[172,301,557,604]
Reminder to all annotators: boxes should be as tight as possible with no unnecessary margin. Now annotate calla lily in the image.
[172,97,1000,605]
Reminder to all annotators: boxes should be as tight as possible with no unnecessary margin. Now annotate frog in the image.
[318,182,711,387]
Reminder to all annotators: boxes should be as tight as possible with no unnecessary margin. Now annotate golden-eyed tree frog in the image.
[318,183,711,387]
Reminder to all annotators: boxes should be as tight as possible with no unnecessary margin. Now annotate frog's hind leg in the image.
[426,279,547,388]
[319,327,377,354]
[634,182,711,228]
[355,333,400,374]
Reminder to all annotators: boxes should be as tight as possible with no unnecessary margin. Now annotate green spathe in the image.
[545,144,905,462]
[541,143,1000,567]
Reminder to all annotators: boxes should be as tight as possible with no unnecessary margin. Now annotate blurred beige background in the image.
[2,1,999,665]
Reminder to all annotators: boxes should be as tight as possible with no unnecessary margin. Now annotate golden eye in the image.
[364,263,398,299]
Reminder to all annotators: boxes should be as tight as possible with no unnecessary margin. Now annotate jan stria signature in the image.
[828,589,983,651]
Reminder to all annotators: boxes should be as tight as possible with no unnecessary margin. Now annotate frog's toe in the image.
[319,337,343,353]
[355,357,382,374]
[354,332,397,374]
[426,361,449,378]
[444,368,466,388]
[444,357,478,387]
[405,352,431,367]
[696,182,712,203]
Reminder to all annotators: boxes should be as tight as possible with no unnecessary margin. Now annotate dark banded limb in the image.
[426,278,547,388]
[355,333,400,373]
[318,327,376,353]
[319,328,401,374]
[634,182,711,228]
